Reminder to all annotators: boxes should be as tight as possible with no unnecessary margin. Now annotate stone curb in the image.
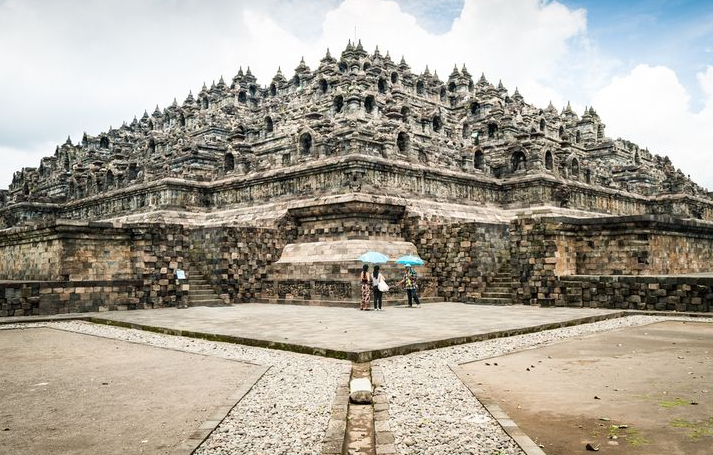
[172,364,270,455]
[343,311,628,361]
[625,309,713,318]
[371,365,397,455]
[0,310,632,362]
[0,314,89,324]
[449,364,547,455]
[320,364,352,455]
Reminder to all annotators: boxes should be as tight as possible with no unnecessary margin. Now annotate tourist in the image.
[359,264,371,311]
[372,265,387,311]
[397,265,420,307]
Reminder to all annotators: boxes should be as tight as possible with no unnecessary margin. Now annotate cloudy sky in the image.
[1,0,712,189]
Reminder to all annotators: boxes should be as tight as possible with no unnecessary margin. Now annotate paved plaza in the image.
[459,321,713,454]
[79,303,618,360]
[0,327,264,455]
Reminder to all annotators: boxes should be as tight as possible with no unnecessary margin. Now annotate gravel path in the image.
[374,315,713,455]
[1,321,349,455]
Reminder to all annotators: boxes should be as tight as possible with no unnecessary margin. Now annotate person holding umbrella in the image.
[358,251,389,311]
[396,255,425,308]
[359,264,371,311]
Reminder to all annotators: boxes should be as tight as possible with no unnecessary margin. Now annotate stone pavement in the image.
[0,327,264,455]
[6,303,621,361]
[456,320,713,455]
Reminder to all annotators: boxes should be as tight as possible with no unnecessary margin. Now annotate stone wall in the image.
[510,217,560,306]
[404,217,510,302]
[130,223,190,309]
[511,215,713,311]
[288,199,406,242]
[0,220,285,314]
[0,227,65,281]
[0,280,144,317]
[559,276,712,312]
[0,222,133,281]
[553,216,713,275]
[0,221,191,314]
[4,210,713,315]
[189,226,285,303]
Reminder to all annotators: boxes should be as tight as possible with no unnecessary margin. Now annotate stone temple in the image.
[2,40,713,316]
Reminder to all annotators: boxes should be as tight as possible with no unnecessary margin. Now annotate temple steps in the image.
[480,291,512,299]
[469,268,515,306]
[484,287,512,293]
[469,297,512,306]
[185,275,226,308]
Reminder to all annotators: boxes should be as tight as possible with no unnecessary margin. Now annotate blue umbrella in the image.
[395,255,425,266]
[359,251,389,264]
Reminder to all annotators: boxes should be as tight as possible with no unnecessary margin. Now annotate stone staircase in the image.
[471,266,514,305]
[560,280,583,307]
[185,270,226,308]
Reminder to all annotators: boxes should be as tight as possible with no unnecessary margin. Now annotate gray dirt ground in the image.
[460,321,713,455]
[0,327,260,455]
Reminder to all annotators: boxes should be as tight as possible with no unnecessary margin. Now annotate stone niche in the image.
[261,197,434,304]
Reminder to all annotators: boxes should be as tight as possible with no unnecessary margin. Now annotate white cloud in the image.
[592,64,713,189]
[0,142,57,188]
[8,0,702,194]
[316,0,590,107]
[698,65,713,105]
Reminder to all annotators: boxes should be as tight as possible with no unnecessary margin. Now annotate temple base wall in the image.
[0,222,133,281]
[512,215,713,310]
[0,280,145,317]
[188,226,286,303]
[557,275,712,312]
[0,221,194,315]
[403,218,511,302]
[3,210,713,316]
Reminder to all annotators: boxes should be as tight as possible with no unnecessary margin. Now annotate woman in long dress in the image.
[359,264,371,310]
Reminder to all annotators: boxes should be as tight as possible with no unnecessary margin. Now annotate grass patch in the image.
[625,428,649,447]
[671,418,694,428]
[689,428,712,440]
[659,398,691,408]
[670,417,713,440]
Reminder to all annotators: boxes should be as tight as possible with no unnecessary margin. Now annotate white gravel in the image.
[374,315,713,455]
[1,320,349,455]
